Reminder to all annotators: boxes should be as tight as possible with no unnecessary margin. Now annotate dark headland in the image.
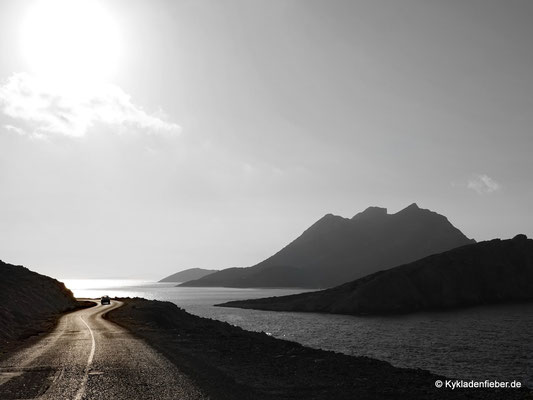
[159,268,219,283]
[218,235,533,316]
[181,203,474,289]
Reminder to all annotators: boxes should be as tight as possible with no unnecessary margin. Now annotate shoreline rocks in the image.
[107,298,528,399]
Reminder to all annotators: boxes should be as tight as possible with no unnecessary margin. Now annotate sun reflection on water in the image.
[61,279,173,299]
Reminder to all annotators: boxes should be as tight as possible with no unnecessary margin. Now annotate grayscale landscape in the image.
[1,0,532,399]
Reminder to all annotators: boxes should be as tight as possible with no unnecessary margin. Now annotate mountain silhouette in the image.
[159,268,218,283]
[218,235,533,315]
[181,203,474,288]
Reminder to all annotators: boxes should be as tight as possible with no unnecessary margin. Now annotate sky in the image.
[1,0,532,279]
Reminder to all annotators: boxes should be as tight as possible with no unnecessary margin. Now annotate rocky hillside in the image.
[218,235,533,315]
[0,260,80,347]
[159,268,218,283]
[182,203,474,288]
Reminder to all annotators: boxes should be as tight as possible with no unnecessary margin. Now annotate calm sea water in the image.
[64,279,533,387]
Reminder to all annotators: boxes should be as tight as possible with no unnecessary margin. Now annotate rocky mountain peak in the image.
[352,206,388,220]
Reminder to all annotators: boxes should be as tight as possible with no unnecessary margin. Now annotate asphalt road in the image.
[0,300,207,400]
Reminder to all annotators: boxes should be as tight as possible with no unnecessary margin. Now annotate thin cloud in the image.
[4,124,26,136]
[0,72,180,137]
[467,174,501,194]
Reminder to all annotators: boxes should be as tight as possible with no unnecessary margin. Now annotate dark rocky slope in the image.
[108,298,528,399]
[0,260,80,350]
[218,235,533,315]
[159,268,218,283]
[181,203,474,288]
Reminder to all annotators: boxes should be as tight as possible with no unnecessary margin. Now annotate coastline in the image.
[106,298,529,400]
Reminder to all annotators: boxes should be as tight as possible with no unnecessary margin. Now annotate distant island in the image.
[159,268,218,283]
[181,203,474,288]
[218,235,533,316]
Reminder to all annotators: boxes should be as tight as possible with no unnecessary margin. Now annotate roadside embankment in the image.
[0,259,92,354]
[107,298,529,400]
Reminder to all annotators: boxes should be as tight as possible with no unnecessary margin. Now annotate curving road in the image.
[0,301,206,400]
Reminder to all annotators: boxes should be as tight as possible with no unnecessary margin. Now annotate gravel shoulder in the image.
[1,299,95,356]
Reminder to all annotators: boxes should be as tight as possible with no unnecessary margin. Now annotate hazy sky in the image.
[1,0,532,279]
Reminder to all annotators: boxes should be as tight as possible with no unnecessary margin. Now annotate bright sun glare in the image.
[21,0,120,87]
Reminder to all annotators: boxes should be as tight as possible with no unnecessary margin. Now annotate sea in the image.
[63,279,533,387]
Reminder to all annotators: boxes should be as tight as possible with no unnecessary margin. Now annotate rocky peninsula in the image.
[218,235,533,316]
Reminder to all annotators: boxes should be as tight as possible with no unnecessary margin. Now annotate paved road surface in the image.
[0,301,207,400]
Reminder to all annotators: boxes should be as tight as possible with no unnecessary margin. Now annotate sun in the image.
[20,0,121,87]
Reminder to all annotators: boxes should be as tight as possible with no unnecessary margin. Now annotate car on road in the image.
[101,295,111,305]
